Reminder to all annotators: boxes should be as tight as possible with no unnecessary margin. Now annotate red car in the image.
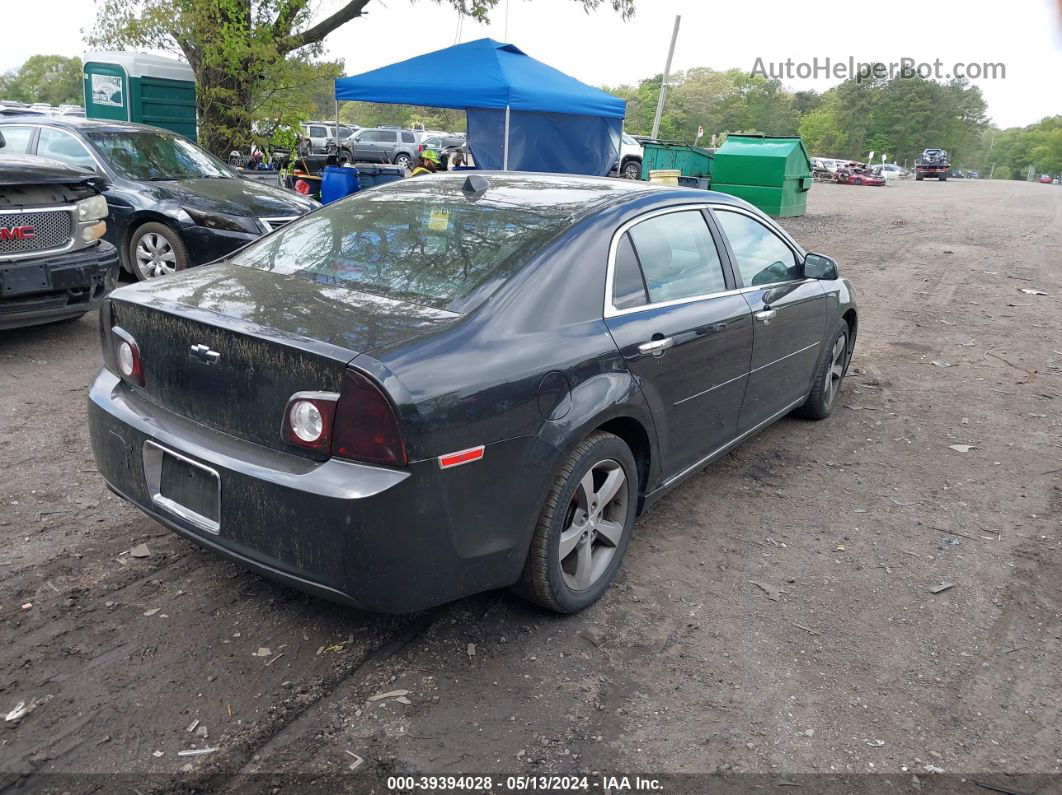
[1039,174,1053,184]
[836,164,886,186]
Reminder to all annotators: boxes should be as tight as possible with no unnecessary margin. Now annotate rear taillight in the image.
[111,326,144,386]
[332,369,407,467]
[281,371,406,467]
[281,392,338,453]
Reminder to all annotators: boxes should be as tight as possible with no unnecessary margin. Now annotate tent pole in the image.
[503,105,510,171]
[335,99,341,156]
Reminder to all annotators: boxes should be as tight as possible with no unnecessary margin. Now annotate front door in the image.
[712,208,827,430]
[603,208,754,476]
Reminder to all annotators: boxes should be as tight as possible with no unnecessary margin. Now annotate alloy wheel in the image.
[823,334,847,407]
[558,459,628,591]
[135,233,177,278]
[623,161,641,179]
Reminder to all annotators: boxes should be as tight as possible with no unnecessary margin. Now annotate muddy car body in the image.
[88,173,857,613]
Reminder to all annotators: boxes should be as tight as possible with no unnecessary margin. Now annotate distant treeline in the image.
[605,67,1061,177]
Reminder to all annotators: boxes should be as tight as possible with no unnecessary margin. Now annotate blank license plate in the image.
[143,442,221,534]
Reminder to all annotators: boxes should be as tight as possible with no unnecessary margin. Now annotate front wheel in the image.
[513,431,638,613]
[795,321,849,420]
[621,159,642,180]
[129,222,189,280]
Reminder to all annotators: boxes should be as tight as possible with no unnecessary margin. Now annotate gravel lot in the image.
[1,178,1060,793]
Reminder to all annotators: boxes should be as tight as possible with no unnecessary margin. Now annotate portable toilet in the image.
[710,134,812,217]
[83,52,197,141]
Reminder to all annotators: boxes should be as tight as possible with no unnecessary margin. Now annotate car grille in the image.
[0,209,75,259]
[259,216,299,233]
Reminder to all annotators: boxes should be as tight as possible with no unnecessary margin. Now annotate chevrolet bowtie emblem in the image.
[189,343,221,365]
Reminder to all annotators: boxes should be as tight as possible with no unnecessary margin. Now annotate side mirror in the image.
[804,252,839,280]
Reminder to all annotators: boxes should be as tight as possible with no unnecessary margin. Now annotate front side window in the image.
[0,125,34,154]
[36,128,97,171]
[356,130,377,142]
[231,180,578,313]
[626,210,726,303]
[714,210,800,287]
[86,130,231,180]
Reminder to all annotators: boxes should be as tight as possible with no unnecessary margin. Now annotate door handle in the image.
[638,337,674,356]
[754,308,778,324]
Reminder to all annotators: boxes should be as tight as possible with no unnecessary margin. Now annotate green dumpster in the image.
[640,140,713,181]
[710,134,812,217]
[83,52,197,141]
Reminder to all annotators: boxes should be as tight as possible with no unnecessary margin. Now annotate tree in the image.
[88,0,635,156]
[2,55,84,106]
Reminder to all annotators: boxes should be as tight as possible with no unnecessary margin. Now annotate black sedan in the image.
[88,174,857,614]
[0,116,317,280]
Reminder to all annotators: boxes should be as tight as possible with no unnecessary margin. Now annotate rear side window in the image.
[612,233,648,310]
[0,125,34,154]
[401,132,416,143]
[714,210,800,287]
[627,210,726,303]
[309,126,327,137]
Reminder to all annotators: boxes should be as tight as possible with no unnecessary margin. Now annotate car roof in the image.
[0,115,166,135]
[370,171,756,214]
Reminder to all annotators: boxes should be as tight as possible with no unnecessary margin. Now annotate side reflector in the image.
[438,445,485,470]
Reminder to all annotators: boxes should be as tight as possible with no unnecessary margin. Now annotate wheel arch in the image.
[594,415,652,512]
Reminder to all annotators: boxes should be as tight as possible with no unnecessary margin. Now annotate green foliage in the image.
[339,102,466,132]
[981,117,1062,179]
[2,55,84,106]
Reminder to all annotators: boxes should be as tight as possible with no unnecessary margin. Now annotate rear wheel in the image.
[916,174,924,181]
[939,174,947,181]
[795,321,849,420]
[129,222,189,280]
[513,431,638,613]
[393,152,412,169]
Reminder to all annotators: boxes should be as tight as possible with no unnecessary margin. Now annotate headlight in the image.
[184,206,261,234]
[77,194,108,221]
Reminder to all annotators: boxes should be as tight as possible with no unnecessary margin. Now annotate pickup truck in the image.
[0,132,118,329]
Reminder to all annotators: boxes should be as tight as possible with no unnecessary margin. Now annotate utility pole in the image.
[651,15,680,140]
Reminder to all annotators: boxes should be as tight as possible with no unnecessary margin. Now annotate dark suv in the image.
[0,134,119,329]
[0,116,317,280]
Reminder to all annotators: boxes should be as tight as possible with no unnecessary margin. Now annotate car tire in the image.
[916,174,924,181]
[513,431,638,613]
[129,222,189,281]
[393,153,412,169]
[939,174,947,181]
[622,159,642,180]
[795,320,849,420]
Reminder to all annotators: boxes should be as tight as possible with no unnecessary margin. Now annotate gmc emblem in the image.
[0,225,35,241]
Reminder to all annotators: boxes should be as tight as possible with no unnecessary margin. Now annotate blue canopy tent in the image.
[334,38,626,175]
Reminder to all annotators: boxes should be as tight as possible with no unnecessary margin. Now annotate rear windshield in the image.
[231,181,577,313]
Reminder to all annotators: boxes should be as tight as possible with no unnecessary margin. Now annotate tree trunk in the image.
[196,67,255,158]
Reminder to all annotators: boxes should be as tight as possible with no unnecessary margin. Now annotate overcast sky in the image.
[4,0,1060,128]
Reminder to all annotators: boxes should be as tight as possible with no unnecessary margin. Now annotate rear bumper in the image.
[88,369,555,612]
[0,241,119,330]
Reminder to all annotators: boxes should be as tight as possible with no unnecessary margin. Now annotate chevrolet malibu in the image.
[88,173,857,613]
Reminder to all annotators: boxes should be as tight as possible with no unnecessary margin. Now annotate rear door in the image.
[603,207,754,477]
[712,207,826,430]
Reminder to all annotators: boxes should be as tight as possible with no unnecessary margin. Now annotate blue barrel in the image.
[320,166,360,203]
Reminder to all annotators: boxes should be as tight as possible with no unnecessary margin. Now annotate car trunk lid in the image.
[108,262,459,454]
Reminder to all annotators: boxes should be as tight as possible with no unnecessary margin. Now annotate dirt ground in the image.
[1,178,1060,794]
